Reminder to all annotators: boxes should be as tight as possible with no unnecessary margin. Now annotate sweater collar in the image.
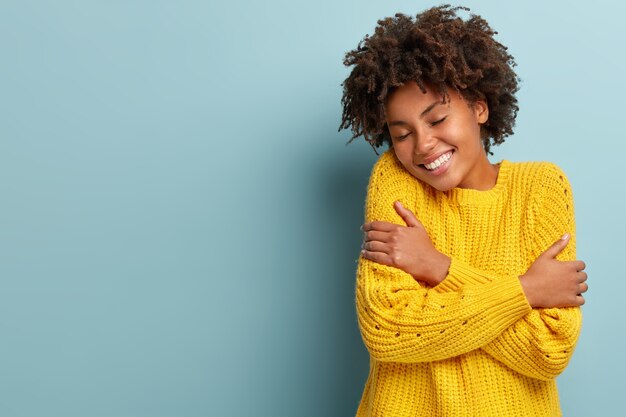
[442,160,511,205]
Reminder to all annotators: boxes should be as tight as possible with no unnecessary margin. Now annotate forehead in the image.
[385,82,445,112]
[383,81,470,118]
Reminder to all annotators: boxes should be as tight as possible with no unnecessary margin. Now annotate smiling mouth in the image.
[420,150,454,171]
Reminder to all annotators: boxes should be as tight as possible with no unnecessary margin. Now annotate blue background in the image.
[0,1,622,416]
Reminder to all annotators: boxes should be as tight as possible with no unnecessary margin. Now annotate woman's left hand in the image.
[361,201,451,286]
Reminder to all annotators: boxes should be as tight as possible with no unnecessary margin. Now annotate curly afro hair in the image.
[338,5,520,155]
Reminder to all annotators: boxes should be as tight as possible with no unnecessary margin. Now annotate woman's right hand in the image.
[519,234,588,308]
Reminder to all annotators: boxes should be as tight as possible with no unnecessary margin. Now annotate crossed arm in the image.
[356,160,586,379]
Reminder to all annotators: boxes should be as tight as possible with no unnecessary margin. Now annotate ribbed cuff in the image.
[475,274,533,330]
[436,258,494,291]
[436,258,532,321]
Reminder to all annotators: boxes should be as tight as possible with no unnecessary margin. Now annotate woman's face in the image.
[384,81,496,191]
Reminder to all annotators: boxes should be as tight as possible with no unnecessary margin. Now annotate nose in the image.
[413,130,437,160]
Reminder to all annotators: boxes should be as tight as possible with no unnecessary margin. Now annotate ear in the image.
[473,100,489,124]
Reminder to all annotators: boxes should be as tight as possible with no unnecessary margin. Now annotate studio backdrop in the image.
[0,1,623,416]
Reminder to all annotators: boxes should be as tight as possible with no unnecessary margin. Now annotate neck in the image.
[458,158,500,191]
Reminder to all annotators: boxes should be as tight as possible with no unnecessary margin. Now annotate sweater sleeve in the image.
[355,153,532,363]
[478,163,582,380]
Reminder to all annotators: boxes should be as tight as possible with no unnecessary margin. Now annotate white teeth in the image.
[424,151,452,170]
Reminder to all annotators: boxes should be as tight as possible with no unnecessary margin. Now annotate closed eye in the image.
[394,133,410,141]
[431,116,447,126]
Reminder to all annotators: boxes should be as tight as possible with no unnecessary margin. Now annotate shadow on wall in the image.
[315,143,381,416]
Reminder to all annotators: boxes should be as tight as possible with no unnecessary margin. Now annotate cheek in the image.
[392,141,413,161]
[441,119,482,148]
[439,121,464,140]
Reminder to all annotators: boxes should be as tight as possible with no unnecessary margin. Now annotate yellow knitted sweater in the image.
[355,150,582,417]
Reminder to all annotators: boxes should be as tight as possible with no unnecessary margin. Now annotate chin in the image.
[408,165,459,192]
[431,183,455,192]
[415,174,455,191]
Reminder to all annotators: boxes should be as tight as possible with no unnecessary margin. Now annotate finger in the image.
[579,282,589,294]
[362,240,391,254]
[363,221,399,232]
[564,260,586,272]
[575,295,586,306]
[576,271,588,283]
[364,230,392,243]
[543,233,570,259]
[361,249,392,266]
[394,201,421,228]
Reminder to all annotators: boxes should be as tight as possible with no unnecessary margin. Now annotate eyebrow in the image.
[387,99,445,127]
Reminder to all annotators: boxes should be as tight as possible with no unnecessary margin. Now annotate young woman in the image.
[339,6,588,416]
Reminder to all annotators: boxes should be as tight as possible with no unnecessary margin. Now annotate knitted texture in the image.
[355,150,582,417]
